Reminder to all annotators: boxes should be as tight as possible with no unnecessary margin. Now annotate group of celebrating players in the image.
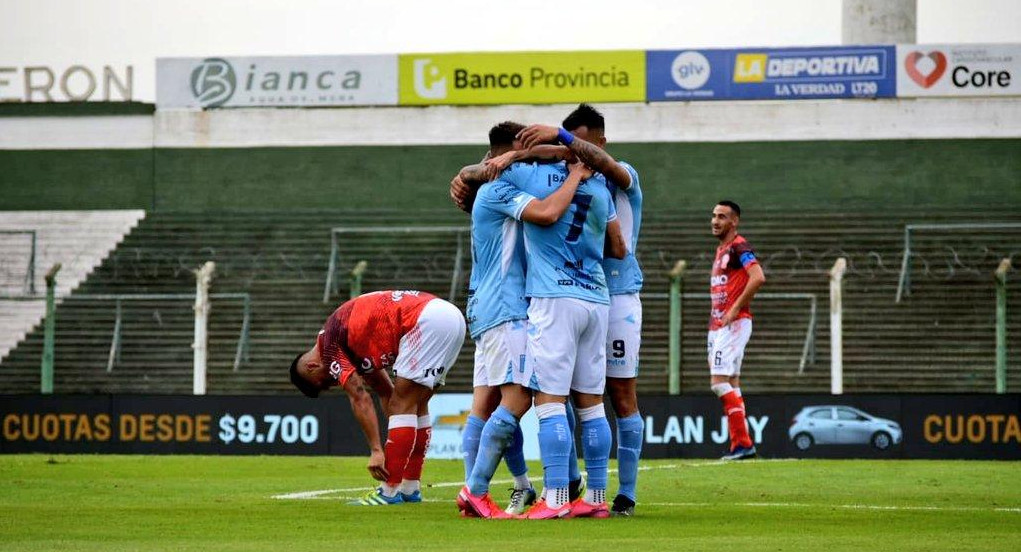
[289,104,766,518]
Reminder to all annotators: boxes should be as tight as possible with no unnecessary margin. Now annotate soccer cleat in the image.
[505,486,537,515]
[457,485,513,519]
[567,498,610,519]
[524,498,572,520]
[400,490,422,503]
[721,445,758,461]
[349,487,404,506]
[611,494,636,517]
[568,475,586,502]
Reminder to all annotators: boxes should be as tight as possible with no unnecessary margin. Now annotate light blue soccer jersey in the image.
[498,161,616,305]
[465,180,532,339]
[601,161,644,295]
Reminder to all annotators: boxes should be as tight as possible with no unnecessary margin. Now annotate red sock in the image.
[721,390,753,450]
[402,423,432,482]
[384,416,418,488]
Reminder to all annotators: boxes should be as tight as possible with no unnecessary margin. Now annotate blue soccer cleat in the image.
[721,445,757,461]
[400,490,422,503]
[349,487,404,506]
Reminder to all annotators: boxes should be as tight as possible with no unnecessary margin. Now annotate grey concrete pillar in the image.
[843,0,916,44]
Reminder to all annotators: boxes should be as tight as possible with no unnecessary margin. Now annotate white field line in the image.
[282,496,1021,514]
[272,462,707,499]
[271,460,1019,513]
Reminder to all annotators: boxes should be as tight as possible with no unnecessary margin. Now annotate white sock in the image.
[513,474,532,490]
[380,483,399,497]
[546,487,570,509]
[399,479,420,494]
[540,487,547,500]
[584,488,606,505]
[711,382,734,397]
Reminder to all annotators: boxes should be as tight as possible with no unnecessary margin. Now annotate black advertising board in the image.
[1,394,1018,459]
[637,394,1020,460]
[0,395,350,455]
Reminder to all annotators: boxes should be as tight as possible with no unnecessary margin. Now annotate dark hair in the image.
[562,103,605,132]
[717,200,742,217]
[290,353,321,398]
[489,121,525,148]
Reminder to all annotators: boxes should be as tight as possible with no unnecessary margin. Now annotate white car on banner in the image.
[789,405,902,451]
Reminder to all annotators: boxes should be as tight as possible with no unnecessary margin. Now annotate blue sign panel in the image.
[646,49,732,101]
[647,46,897,101]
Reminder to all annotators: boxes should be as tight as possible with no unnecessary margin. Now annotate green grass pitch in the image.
[1,455,1018,551]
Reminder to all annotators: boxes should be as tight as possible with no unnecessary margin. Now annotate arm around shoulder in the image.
[604,218,627,260]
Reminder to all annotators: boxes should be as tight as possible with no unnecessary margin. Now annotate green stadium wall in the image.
[3,139,1020,212]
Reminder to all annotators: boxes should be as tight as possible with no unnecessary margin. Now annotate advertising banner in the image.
[647,46,896,101]
[426,394,540,460]
[2,394,1018,459]
[639,394,1021,460]
[896,43,1020,97]
[398,51,645,105]
[156,55,398,109]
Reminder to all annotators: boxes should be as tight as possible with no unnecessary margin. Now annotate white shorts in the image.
[526,297,609,396]
[472,319,529,387]
[393,299,467,388]
[707,318,753,377]
[606,293,642,379]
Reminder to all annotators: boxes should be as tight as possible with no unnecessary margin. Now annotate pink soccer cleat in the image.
[524,498,572,520]
[457,486,513,519]
[567,499,610,519]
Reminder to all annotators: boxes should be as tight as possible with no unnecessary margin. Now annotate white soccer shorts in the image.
[606,293,642,379]
[393,298,466,388]
[707,318,753,377]
[526,297,609,396]
[472,319,530,387]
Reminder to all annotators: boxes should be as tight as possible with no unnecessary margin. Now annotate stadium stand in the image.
[0,211,145,363]
[0,208,1016,395]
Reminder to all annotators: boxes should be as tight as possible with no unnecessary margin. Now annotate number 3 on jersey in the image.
[565,194,593,244]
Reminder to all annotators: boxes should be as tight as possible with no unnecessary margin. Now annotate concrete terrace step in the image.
[2,208,1019,394]
[0,210,145,363]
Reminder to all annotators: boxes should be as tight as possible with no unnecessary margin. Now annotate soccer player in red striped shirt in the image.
[290,290,466,504]
[708,201,765,460]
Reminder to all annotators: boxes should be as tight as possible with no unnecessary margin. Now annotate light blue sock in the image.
[461,415,486,483]
[538,414,571,490]
[616,412,644,501]
[467,407,518,495]
[565,402,581,483]
[581,416,612,492]
[503,423,528,478]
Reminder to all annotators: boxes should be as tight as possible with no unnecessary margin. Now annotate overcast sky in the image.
[2,0,1019,101]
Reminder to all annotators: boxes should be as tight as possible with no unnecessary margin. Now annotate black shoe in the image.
[721,445,757,461]
[611,494,635,517]
[568,478,583,502]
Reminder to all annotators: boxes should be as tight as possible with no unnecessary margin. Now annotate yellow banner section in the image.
[398,51,645,105]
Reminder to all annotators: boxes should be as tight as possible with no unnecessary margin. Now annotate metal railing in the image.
[895,222,1021,303]
[829,258,847,395]
[646,289,818,392]
[0,230,37,296]
[995,258,1012,394]
[70,293,252,373]
[323,226,469,304]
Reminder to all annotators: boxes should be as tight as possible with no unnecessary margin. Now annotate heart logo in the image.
[905,51,948,88]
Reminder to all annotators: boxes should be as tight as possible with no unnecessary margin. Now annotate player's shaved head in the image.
[489,121,525,155]
[290,350,324,398]
[562,103,606,147]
